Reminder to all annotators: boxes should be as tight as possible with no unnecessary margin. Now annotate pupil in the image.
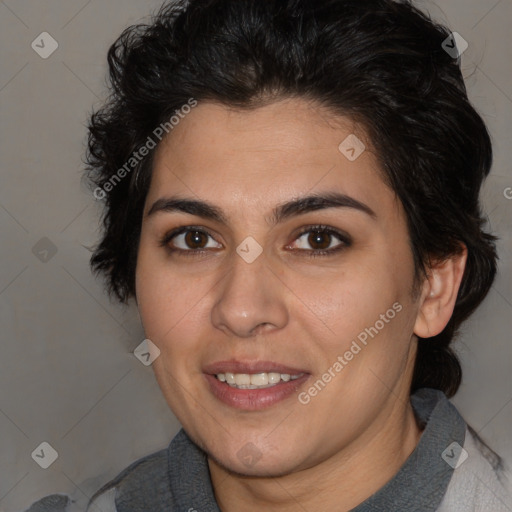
[310,231,329,250]
[186,231,205,248]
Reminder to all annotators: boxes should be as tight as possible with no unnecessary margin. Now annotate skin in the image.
[135,98,467,511]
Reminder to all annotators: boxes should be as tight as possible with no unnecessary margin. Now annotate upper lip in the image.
[203,360,309,375]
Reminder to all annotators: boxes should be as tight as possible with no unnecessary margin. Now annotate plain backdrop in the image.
[0,0,511,510]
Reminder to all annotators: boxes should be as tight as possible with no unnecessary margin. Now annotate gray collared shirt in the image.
[88,387,468,511]
[27,387,512,511]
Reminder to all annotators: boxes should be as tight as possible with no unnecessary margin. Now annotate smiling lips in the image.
[203,360,310,410]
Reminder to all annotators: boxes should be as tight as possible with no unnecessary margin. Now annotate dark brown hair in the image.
[85,0,497,398]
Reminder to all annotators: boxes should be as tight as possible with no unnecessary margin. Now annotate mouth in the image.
[203,360,310,410]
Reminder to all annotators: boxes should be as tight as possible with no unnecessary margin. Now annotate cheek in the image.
[137,273,203,343]
[135,255,210,404]
[297,263,401,336]
[292,254,416,382]
[136,240,178,342]
[135,246,213,358]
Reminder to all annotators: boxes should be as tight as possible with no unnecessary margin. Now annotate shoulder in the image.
[86,446,169,512]
[87,429,216,511]
[437,426,512,512]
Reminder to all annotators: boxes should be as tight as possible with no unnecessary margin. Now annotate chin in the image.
[209,449,304,478]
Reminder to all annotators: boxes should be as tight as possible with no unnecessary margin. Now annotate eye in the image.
[287,225,351,257]
[160,224,351,258]
[159,226,222,256]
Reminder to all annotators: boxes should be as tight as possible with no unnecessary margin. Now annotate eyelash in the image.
[159,224,351,259]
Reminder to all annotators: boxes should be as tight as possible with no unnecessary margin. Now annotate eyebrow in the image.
[146,191,376,225]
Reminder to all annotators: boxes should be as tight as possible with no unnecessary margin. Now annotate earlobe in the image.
[413,245,468,338]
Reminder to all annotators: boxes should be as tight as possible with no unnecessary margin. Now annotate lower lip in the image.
[204,373,310,410]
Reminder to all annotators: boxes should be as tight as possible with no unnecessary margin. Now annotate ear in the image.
[413,245,468,338]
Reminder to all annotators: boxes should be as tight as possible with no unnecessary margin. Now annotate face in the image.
[136,98,422,477]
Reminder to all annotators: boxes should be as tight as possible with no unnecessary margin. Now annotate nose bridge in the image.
[211,244,288,337]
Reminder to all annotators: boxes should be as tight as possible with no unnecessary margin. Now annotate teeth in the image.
[215,372,303,389]
[268,372,281,384]
[234,374,251,386]
[251,373,269,386]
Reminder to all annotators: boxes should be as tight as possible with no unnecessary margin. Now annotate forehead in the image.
[146,98,395,219]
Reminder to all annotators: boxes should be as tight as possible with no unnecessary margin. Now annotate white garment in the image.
[87,487,117,512]
[437,428,512,511]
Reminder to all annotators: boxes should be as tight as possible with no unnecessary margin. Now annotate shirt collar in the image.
[167,387,466,511]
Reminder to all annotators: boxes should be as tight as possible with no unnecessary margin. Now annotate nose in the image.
[210,248,289,338]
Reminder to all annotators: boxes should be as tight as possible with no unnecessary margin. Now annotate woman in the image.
[77,0,511,510]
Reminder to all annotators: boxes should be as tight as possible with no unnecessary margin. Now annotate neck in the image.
[208,392,423,512]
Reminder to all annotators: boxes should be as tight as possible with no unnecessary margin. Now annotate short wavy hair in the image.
[85,0,497,398]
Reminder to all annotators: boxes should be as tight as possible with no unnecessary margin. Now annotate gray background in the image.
[0,0,510,510]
